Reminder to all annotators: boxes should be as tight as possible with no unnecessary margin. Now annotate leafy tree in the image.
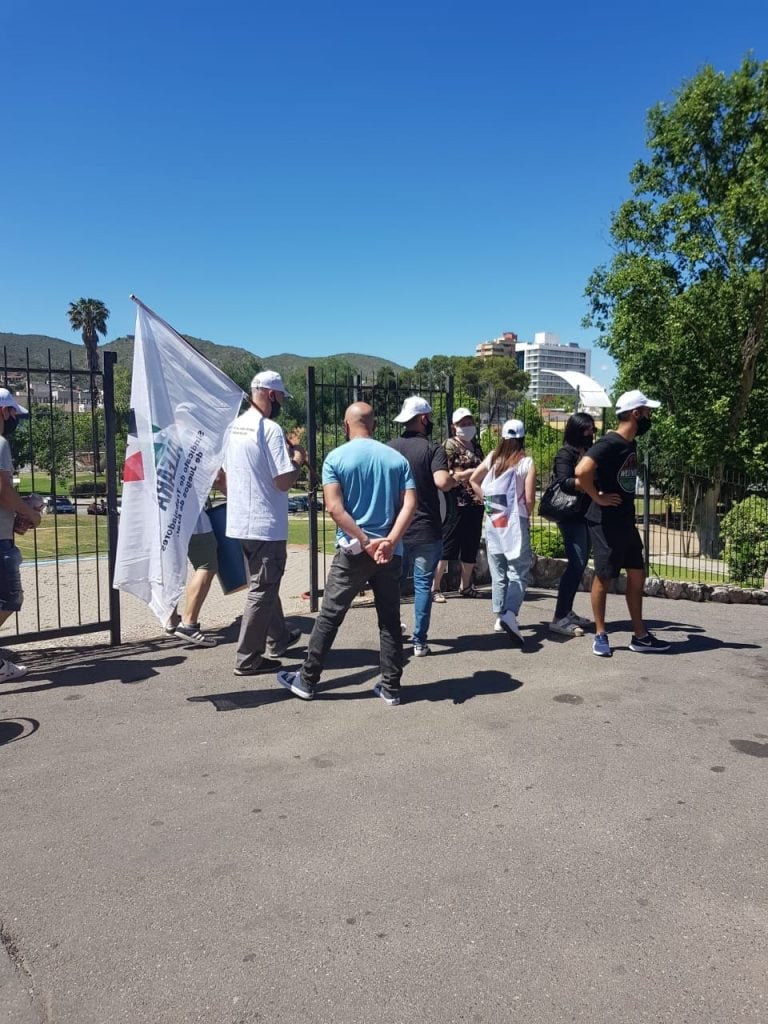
[67,298,110,399]
[584,56,768,552]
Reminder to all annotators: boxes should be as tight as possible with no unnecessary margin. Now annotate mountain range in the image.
[0,332,407,379]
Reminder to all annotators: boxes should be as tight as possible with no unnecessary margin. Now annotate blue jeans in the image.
[487,522,532,617]
[554,519,590,620]
[400,538,442,645]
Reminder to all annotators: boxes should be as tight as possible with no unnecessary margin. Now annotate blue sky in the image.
[2,1,766,391]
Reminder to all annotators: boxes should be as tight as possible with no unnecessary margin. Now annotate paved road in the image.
[1,569,766,1023]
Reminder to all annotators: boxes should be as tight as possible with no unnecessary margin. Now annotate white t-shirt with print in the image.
[480,454,533,559]
[224,407,293,540]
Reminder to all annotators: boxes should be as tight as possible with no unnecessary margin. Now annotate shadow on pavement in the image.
[0,717,39,746]
[5,639,188,693]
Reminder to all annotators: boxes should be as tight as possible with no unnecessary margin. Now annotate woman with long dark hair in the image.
[549,411,596,637]
[470,419,535,645]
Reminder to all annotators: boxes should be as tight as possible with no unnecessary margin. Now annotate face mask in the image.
[455,426,476,443]
[423,418,434,436]
[3,414,19,437]
[636,416,651,436]
[270,397,282,419]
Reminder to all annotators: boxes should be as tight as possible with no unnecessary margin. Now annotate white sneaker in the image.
[413,643,430,657]
[568,610,591,628]
[493,618,505,633]
[0,659,27,683]
[550,616,584,637]
[498,610,523,645]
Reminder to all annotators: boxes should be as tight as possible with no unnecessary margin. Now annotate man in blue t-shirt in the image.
[277,402,416,705]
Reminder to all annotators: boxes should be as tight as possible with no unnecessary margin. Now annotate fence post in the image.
[102,352,122,645]
[642,447,651,577]
[306,365,319,613]
[446,374,455,434]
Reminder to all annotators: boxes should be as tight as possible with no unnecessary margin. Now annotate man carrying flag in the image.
[114,297,244,630]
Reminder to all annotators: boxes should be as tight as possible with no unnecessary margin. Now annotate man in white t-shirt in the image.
[223,371,306,675]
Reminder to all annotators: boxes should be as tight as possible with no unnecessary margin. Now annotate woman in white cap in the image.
[469,419,535,644]
[431,408,485,600]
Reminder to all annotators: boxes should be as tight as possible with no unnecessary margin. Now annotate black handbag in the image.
[539,476,581,523]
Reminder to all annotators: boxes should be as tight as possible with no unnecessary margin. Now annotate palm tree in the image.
[67,298,110,390]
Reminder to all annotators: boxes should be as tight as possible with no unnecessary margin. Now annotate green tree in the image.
[67,298,110,397]
[584,56,768,552]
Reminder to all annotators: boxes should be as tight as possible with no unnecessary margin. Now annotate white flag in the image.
[113,297,244,625]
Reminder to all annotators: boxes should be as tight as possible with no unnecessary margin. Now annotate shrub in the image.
[721,496,768,587]
[531,524,565,559]
[71,481,107,497]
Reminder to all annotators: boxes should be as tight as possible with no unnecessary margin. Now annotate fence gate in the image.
[2,349,120,645]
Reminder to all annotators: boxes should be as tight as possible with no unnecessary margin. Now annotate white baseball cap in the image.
[0,388,28,415]
[451,407,474,424]
[615,389,660,414]
[501,418,525,439]
[250,370,293,399]
[394,396,433,423]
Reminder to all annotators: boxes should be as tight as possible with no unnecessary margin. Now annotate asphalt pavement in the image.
[1,557,767,1024]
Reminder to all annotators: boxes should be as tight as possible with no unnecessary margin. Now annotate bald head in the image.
[344,402,375,439]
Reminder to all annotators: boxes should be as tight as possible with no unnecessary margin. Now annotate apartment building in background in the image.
[474,330,591,403]
[515,332,591,402]
[475,331,518,359]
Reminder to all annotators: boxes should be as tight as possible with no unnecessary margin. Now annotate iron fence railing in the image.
[1,349,120,643]
[303,369,767,603]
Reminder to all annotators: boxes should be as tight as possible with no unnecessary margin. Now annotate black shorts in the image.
[442,503,484,564]
[588,520,644,579]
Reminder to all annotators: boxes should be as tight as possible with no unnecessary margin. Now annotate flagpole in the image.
[129,294,248,399]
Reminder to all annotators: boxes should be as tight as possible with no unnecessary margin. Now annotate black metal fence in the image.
[302,369,768,605]
[1,349,120,644]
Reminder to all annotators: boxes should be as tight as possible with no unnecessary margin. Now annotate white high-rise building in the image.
[515,332,591,402]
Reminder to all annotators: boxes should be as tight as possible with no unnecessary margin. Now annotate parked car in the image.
[44,496,76,515]
[288,495,310,513]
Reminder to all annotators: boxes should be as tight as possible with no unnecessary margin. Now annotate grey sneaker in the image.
[413,643,430,657]
[629,632,671,653]
[174,623,216,647]
[267,627,301,659]
[276,670,315,700]
[373,683,401,706]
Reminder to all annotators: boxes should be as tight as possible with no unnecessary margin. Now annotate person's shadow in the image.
[605,618,761,654]
[5,640,187,694]
[189,668,522,712]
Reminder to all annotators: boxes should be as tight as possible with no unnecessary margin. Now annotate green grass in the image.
[287,514,337,554]
[647,562,726,584]
[16,516,110,560]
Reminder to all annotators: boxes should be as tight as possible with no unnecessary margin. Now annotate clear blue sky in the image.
[2,0,766,391]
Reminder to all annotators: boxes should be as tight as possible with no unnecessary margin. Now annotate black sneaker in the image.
[629,632,671,653]
[174,622,216,647]
[233,657,283,676]
[267,627,301,659]
[373,683,401,706]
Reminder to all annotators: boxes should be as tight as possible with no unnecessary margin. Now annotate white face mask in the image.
[455,425,476,443]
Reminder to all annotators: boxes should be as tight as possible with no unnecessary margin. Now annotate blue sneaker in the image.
[276,670,315,700]
[592,632,612,658]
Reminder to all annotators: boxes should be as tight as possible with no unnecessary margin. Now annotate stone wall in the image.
[528,556,768,606]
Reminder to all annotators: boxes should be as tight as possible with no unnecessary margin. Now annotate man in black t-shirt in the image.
[389,396,456,657]
[576,389,670,658]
